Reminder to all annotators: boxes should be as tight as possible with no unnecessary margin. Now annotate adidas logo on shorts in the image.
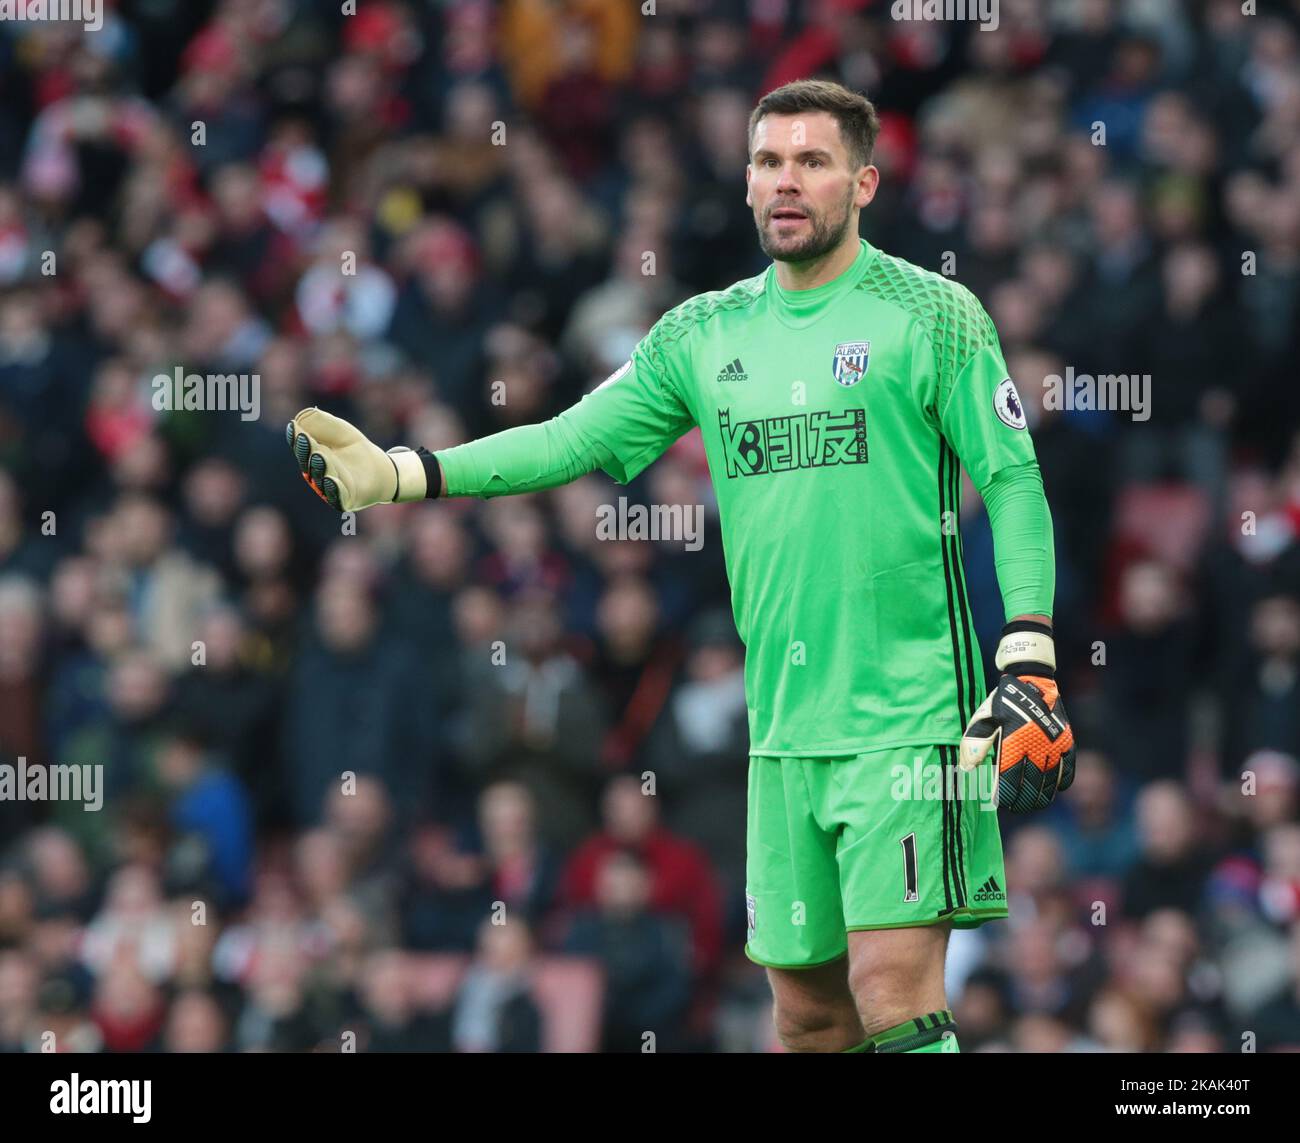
[974,875,1005,904]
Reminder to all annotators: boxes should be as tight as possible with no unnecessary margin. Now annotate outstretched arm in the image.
[288,334,695,511]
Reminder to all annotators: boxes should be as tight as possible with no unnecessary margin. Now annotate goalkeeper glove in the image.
[286,407,433,511]
[958,619,1075,813]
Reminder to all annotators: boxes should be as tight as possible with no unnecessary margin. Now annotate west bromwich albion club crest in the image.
[833,341,871,387]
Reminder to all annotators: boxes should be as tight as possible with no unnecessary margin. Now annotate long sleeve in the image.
[434,323,695,498]
[927,282,1055,620]
[981,461,1056,620]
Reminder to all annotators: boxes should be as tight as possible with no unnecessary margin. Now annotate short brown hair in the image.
[748,79,881,170]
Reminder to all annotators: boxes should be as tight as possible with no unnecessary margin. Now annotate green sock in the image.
[846,1010,959,1053]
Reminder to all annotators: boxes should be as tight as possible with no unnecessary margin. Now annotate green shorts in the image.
[744,745,1008,968]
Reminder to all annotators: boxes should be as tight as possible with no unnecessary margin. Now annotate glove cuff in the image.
[386,447,428,503]
[994,620,1055,677]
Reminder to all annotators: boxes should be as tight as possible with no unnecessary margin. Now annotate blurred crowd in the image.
[2,0,1300,1052]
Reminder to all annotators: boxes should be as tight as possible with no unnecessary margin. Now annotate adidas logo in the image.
[716,357,748,382]
[974,875,1005,903]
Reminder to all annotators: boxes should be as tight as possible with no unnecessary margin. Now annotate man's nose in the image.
[775,164,803,192]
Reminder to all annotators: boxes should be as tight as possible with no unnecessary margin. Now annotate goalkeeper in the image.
[287,79,1074,1054]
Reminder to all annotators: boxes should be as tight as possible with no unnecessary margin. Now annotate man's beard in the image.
[756,191,855,263]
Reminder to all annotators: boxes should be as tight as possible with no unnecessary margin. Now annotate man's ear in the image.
[745,163,753,206]
[856,165,879,209]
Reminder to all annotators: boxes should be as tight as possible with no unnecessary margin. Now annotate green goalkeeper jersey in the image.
[436,237,1051,756]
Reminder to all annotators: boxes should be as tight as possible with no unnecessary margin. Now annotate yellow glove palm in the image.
[286,407,427,512]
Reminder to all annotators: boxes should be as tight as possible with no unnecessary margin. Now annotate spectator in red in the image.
[559,773,722,981]
[478,781,561,930]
